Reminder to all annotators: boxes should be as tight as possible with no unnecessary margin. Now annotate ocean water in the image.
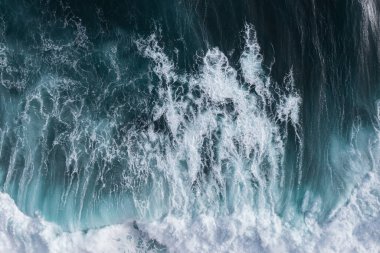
[0,0,379,252]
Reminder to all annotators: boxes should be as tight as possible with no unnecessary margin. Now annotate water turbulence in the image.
[0,0,379,252]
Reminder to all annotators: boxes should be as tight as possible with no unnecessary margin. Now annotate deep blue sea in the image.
[0,0,379,252]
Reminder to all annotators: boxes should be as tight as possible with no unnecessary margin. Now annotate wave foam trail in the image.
[0,20,379,252]
[134,24,303,219]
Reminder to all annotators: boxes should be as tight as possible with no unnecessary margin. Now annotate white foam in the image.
[1,23,379,253]
[0,193,152,253]
[2,169,380,253]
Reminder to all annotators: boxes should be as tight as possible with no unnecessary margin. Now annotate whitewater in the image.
[0,24,379,253]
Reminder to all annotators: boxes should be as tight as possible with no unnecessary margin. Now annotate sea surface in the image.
[0,0,379,252]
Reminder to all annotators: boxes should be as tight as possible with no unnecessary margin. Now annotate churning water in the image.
[0,0,379,252]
